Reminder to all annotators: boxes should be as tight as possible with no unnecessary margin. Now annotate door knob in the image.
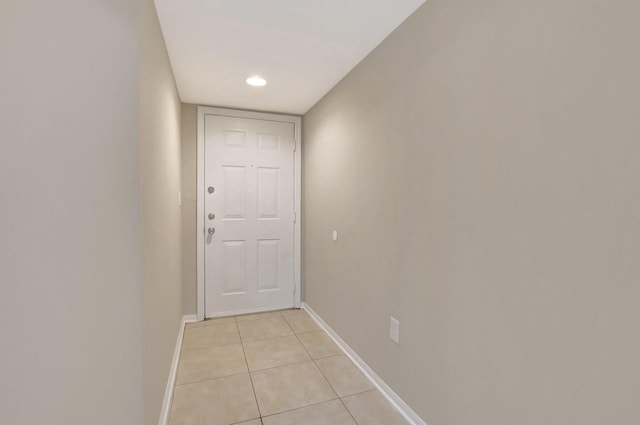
[208,227,215,235]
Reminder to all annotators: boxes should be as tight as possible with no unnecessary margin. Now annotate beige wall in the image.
[139,0,184,424]
[1,1,183,423]
[181,103,198,314]
[0,0,143,423]
[303,1,640,424]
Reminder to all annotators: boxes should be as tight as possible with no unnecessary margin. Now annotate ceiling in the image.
[154,0,426,115]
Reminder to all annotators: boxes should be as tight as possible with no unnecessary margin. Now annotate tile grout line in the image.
[310,352,343,401]
[174,370,247,388]
[241,332,299,346]
[176,349,329,389]
[238,315,300,343]
[241,309,300,423]
[339,389,386,425]
[311,352,343,361]
[260,396,343,421]
[182,321,242,351]
[240,331,297,344]
[292,328,343,409]
[180,309,358,424]
[234,309,296,323]
[179,337,242,353]
[229,416,264,425]
[237,318,263,421]
[341,388,379,400]
[176,342,373,389]
[292,329,361,425]
[250,316,342,419]
[172,310,320,425]
[281,314,297,336]
[338,396,362,425]
[245,357,313,374]
[292,319,363,425]
[281,312,322,335]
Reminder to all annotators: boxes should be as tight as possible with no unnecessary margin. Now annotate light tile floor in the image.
[169,309,408,425]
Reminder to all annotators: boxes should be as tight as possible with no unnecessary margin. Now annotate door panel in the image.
[257,239,279,290]
[257,167,280,218]
[222,240,247,294]
[204,114,295,316]
[222,166,247,219]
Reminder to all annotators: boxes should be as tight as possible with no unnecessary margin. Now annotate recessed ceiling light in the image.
[246,76,267,87]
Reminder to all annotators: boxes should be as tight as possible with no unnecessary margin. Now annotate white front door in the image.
[203,113,296,317]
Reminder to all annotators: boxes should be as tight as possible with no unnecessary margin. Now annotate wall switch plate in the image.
[390,316,400,344]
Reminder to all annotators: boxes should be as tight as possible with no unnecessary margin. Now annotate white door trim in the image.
[196,106,302,321]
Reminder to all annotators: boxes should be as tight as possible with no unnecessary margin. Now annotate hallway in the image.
[169,310,408,425]
[4,1,640,424]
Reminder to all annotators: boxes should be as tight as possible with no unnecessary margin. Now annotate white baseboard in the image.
[158,314,198,425]
[302,303,427,425]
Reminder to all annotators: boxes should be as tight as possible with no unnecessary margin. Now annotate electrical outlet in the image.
[390,316,400,344]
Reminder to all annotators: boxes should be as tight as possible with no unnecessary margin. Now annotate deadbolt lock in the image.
[208,213,215,220]
[208,186,215,194]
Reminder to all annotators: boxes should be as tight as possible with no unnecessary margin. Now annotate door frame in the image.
[196,106,302,321]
